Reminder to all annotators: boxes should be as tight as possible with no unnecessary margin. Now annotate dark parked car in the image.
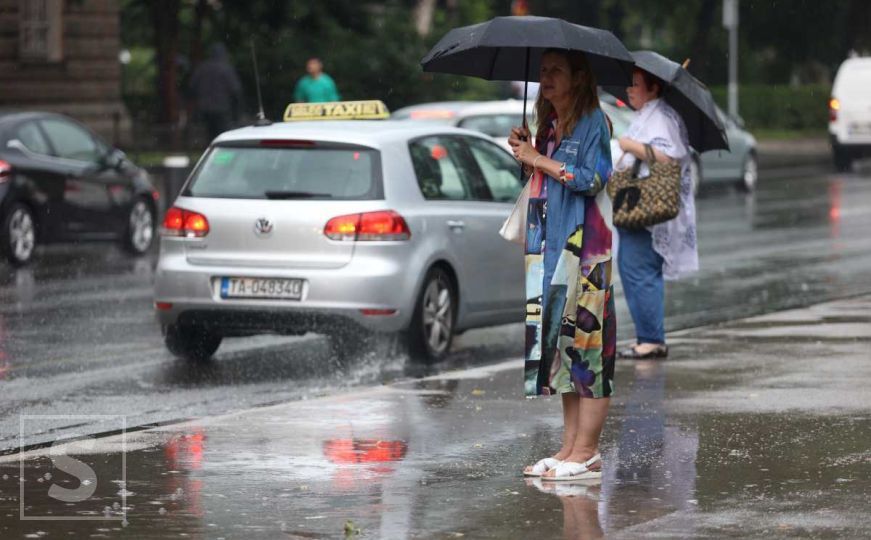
[0,112,158,265]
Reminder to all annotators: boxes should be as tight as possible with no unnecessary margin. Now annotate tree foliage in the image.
[121,0,870,128]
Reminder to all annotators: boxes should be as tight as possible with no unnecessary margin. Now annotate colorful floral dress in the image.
[524,108,616,398]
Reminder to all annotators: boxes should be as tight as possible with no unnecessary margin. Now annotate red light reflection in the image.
[430,145,448,160]
[160,430,207,518]
[165,431,206,471]
[325,438,408,491]
[829,179,842,239]
[323,439,408,464]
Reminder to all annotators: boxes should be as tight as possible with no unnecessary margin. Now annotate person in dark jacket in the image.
[189,43,243,141]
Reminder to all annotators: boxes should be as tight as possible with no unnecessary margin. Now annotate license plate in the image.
[848,123,871,135]
[220,277,304,300]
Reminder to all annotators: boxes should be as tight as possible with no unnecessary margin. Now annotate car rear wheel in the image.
[164,324,222,362]
[739,153,758,192]
[405,267,455,363]
[1,203,37,266]
[123,199,155,254]
[833,145,852,172]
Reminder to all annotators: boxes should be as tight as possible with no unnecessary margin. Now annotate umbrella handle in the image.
[517,48,531,185]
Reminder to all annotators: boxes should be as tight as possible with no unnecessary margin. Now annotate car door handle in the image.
[446,220,465,230]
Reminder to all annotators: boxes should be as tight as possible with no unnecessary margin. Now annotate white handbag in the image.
[499,179,531,245]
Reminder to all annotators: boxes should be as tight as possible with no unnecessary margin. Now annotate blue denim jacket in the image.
[540,108,612,290]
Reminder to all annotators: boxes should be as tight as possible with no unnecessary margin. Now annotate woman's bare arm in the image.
[618,137,673,164]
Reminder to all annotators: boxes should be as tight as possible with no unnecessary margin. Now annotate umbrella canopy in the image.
[421,16,635,87]
[604,50,729,153]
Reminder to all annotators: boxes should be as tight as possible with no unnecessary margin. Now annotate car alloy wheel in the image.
[126,199,155,254]
[4,204,36,265]
[419,269,454,358]
[742,154,758,192]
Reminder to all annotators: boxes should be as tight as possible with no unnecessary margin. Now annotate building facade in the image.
[0,0,129,144]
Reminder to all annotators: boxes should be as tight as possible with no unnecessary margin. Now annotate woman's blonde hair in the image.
[534,49,599,143]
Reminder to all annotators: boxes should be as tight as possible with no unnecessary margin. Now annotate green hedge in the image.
[709,84,830,131]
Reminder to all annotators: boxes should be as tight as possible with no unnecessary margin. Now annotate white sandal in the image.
[523,457,562,477]
[541,453,602,482]
[525,477,600,498]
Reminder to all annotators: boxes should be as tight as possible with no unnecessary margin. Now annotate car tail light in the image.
[324,210,410,241]
[0,159,12,184]
[829,97,840,122]
[161,206,210,237]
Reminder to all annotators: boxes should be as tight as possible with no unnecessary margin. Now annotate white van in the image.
[829,57,871,171]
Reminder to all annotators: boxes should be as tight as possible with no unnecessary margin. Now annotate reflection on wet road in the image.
[2,168,871,449]
[2,296,869,537]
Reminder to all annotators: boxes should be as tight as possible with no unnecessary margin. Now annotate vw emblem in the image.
[254,217,274,237]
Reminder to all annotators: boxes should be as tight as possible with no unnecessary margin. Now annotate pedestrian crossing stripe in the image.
[283,100,390,121]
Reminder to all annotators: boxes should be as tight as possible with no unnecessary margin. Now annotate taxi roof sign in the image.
[283,100,390,122]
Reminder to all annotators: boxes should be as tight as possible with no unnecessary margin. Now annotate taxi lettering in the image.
[283,100,389,121]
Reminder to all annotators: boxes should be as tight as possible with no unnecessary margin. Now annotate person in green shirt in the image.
[293,58,341,103]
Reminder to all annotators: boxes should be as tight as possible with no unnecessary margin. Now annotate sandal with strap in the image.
[618,344,668,359]
[523,457,562,477]
[542,453,602,482]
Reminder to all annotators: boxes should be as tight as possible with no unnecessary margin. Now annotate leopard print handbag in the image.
[607,144,681,229]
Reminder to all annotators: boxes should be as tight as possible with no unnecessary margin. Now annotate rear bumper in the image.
[830,135,871,156]
[167,308,372,338]
[154,239,420,334]
[830,128,871,148]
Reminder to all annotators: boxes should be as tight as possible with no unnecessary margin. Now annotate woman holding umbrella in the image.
[614,58,711,359]
[606,52,725,359]
[509,48,616,482]
[616,69,692,359]
[422,15,635,482]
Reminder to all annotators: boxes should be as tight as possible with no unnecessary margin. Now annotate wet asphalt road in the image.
[2,164,871,450]
[2,296,869,538]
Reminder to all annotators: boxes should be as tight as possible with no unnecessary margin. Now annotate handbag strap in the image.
[631,155,643,178]
[644,143,657,164]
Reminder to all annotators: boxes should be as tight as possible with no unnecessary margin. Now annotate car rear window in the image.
[184,144,382,200]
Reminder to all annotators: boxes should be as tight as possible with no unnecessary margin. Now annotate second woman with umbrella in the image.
[509,48,616,481]
[611,51,727,359]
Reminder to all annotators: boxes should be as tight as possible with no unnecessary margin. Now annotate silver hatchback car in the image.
[154,112,526,362]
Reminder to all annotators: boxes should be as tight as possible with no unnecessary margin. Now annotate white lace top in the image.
[620,98,699,280]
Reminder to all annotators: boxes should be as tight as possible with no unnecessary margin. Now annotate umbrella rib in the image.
[479,22,499,80]
[557,20,570,51]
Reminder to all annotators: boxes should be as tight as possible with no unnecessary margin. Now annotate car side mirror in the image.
[100,148,126,170]
[732,115,746,129]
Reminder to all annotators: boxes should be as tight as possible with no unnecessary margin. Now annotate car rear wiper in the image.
[264,191,333,199]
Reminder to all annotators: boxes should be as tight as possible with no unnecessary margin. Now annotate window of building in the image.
[19,0,63,62]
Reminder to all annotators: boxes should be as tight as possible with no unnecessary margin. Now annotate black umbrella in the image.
[604,50,729,153]
[421,16,634,127]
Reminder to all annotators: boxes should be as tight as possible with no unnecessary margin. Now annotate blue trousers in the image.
[617,227,665,344]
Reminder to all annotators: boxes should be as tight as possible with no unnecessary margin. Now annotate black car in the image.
[0,112,158,265]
